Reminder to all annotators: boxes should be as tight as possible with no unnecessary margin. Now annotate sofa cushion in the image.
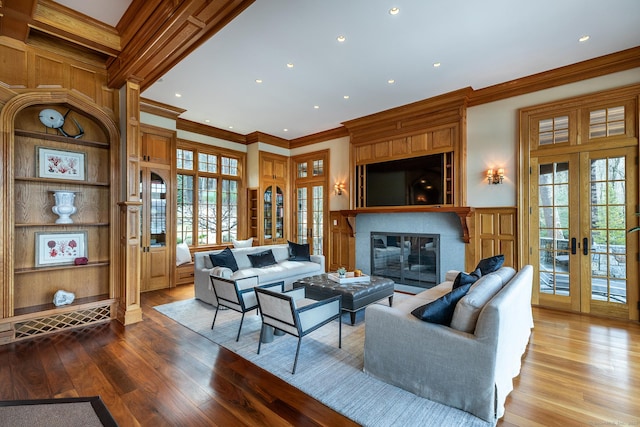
[450,267,515,333]
[411,282,473,325]
[452,267,481,289]
[209,247,239,272]
[232,237,253,248]
[475,254,505,275]
[247,249,278,268]
[288,241,311,261]
[211,266,232,279]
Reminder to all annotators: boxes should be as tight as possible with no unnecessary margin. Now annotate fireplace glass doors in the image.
[371,233,439,288]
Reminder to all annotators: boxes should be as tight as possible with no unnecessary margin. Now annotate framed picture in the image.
[35,231,87,267]
[37,147,86,181]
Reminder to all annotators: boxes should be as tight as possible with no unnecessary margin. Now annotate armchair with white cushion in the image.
[255,287,342,374]
[209,275,283,341]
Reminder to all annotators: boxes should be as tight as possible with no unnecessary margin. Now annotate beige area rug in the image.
[155,294,493,427]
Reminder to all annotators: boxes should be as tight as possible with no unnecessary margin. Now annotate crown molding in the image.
[290,127,349,148]
[469,46,640,106]
[246,131,290,149]
[177,118,247,144]
[140,97,186,120]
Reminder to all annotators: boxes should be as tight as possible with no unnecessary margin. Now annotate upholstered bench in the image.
[292,274,394,325]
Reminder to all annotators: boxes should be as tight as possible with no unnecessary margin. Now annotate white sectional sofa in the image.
[364,264,534,422]
[194,244,325,305]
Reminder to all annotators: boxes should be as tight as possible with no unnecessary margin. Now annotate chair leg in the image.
[236,312,245,342]
[338,316,342,349]
[211,305,220,329]
[257,327,264,354]
[292,337,302,374]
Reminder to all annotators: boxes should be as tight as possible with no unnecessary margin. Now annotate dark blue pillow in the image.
[411,283,473,325]
[209,247,239,272]
[248,249,278,268]
[452,267,482,290]
[288,241,311,261]
[475,255,505,275]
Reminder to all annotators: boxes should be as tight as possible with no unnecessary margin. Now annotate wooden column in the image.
[117,80,142,325]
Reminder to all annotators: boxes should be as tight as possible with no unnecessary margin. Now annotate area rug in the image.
[155,296,493,427]
[0,396,118,427]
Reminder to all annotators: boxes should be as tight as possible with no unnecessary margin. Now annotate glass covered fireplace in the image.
[371,232,440,289]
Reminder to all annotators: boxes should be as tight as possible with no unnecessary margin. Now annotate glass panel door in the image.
[532,149,637,318]
[582,148,637,318]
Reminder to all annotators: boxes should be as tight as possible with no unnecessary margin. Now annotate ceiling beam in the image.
[107,0,255,91]
[0,0,37,42]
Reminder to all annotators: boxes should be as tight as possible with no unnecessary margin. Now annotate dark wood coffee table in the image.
[292,274,394,325]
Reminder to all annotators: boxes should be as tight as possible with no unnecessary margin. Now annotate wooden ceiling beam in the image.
[0,0,37,42]
[107,0,255,91]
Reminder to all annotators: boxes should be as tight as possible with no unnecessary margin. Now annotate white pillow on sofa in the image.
[232,237,253,248]
[176,243,192,266]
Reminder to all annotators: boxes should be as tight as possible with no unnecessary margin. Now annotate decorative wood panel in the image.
[473,207,518,268]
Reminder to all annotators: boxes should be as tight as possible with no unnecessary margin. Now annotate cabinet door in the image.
[141,132,171,165]
[263,185,285,244]
[261,154,288,181]
[140,168,172,291]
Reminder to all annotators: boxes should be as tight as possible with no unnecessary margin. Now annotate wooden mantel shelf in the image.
[340,206,474,243]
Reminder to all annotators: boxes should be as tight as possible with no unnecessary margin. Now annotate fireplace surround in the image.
[355,212,466,286]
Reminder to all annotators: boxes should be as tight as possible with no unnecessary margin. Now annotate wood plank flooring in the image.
[0,284,639,426]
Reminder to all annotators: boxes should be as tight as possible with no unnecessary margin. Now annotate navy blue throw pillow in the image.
[288,241,311,261]
[248,249,278,268]
[209,247,239,272]
[411,283,473,325]
[452,267,482,290]
[475,255,505,275]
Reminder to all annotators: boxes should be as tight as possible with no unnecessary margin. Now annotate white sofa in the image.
[194,244,325,305]
[363,265,533,422]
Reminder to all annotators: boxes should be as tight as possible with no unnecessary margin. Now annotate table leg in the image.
[350,312,356,325]
[388,295,394,307]
[261,324,274,343]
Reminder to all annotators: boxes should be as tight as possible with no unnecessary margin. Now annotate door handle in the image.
[571,237,576,255]
[583,238,589,255]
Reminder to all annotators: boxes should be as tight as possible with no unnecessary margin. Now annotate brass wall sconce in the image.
[487,168,505,185]
[334,182,346,195]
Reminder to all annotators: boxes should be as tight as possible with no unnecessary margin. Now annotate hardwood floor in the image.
[0,284,639,426]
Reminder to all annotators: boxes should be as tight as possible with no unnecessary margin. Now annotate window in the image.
[538,115,569,146]
[589,106,625,139]
[177,146,243,247]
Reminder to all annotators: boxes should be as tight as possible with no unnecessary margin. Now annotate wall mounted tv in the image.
[364,153,444,207]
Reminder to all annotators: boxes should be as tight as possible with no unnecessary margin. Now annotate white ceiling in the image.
[56,0,640,140]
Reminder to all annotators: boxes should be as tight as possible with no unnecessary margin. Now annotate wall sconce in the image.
[334,182,346,195]
[487,168,505,185]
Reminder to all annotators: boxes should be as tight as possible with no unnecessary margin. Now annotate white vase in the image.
[51,190,77,224]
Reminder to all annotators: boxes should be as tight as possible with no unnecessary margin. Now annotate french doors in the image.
[292,151,329,255]
[531,148,637,318]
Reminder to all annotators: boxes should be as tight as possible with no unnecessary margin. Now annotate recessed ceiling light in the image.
[205,119,210,123]
[314,105,320,109]
[283,129,288,132]
[228,126,233,129]
[389,7,400,15]
[433,62,441,68]
[175,93,182,97]
[388,79,395,84]
[579,35,590,42]
[287,63,294,68]
[255,79,263,83]
[337,35,346,43]
[343,95,350,99]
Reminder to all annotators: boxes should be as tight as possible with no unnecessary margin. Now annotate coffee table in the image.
[292,274,394,325]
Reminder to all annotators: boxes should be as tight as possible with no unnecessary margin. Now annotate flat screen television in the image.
[364,153,444,207]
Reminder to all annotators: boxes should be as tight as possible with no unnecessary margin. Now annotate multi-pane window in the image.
[538,116,569,146]
[177,146,242,247]
[589,106,625,139]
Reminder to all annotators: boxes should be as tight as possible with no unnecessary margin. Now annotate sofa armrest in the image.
[364,304,497,421]
[310,254,325,271]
